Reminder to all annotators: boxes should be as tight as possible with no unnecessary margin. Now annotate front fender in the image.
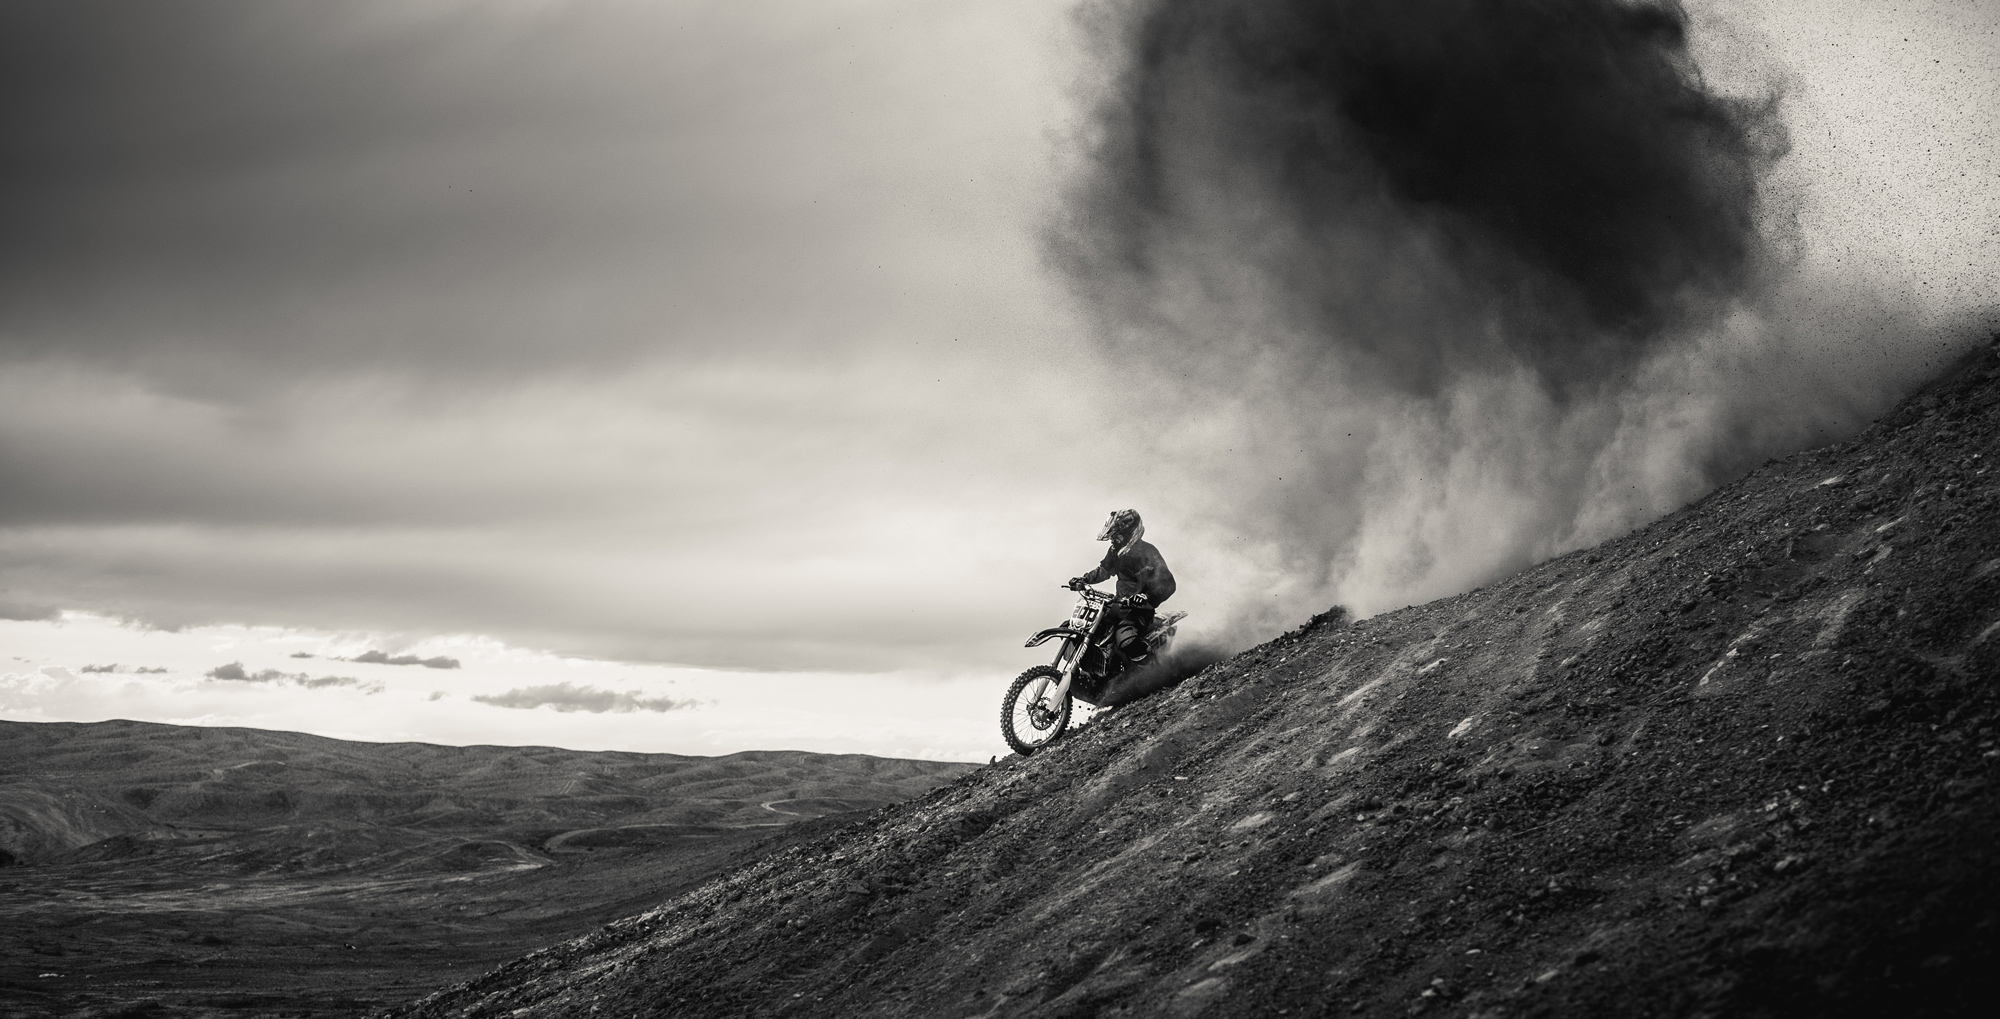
[1024,626,1081,649]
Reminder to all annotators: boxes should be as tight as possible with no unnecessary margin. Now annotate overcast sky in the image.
[2,1,1994,761]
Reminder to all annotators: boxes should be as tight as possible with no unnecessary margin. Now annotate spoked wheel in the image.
[1001,665,1071,757]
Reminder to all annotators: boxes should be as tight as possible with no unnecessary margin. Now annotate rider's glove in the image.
[1120,593,1149,608]
[1065,577,1088,591]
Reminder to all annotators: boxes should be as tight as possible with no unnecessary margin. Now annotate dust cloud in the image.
[1054,0,1991,648]
[1099,639,1231,706]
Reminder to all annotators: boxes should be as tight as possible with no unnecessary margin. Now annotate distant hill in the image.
[0,719,974,866]
[0,720,973,1017]
[385,337,2000,1019]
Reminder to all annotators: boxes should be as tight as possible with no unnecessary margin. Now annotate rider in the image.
[1067,509,1176,667]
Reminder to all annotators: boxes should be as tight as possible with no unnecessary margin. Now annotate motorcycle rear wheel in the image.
[1001,665,1071,756]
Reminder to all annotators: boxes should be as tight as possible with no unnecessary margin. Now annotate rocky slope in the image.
[390,338,2000,1019]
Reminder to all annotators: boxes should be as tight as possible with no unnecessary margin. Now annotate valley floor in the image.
[0,817,811,1018]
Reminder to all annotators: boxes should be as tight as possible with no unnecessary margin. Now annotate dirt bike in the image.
[1000,586,1185,756]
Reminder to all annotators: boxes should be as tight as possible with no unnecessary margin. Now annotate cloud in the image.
[350,650,460,669]
[297,675,372,690]
[0,385,1111,672]
[78,661,168,675]
[0,600,58,622]
[0,0,1986,690]
[472,682,695,714]
[0,1,1109,676]
[204,661,382,694]
[0,0,1077,392]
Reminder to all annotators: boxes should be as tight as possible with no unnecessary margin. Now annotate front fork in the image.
[1029,638,1084,715]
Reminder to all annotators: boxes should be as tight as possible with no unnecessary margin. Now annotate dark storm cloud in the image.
[0,0,937,396]
[1058,0,1782,397]
[472,682,695,714]
[0,0,500,375]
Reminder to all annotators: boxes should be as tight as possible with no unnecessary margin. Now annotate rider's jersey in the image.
[1078,539,1176,606]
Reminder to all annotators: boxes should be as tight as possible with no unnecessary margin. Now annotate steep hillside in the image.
[0,721,973,1018]
[388,336,2000,1019]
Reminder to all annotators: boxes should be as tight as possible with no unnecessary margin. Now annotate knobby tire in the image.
[1001,664,1070,757]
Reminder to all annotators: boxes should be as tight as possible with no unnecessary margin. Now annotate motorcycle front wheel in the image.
[1001,665,1071,757]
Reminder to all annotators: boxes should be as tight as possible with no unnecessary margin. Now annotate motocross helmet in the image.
[1096,509,1144,554]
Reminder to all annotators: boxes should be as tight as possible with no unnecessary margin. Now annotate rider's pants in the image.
[1104,603,1156,662]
